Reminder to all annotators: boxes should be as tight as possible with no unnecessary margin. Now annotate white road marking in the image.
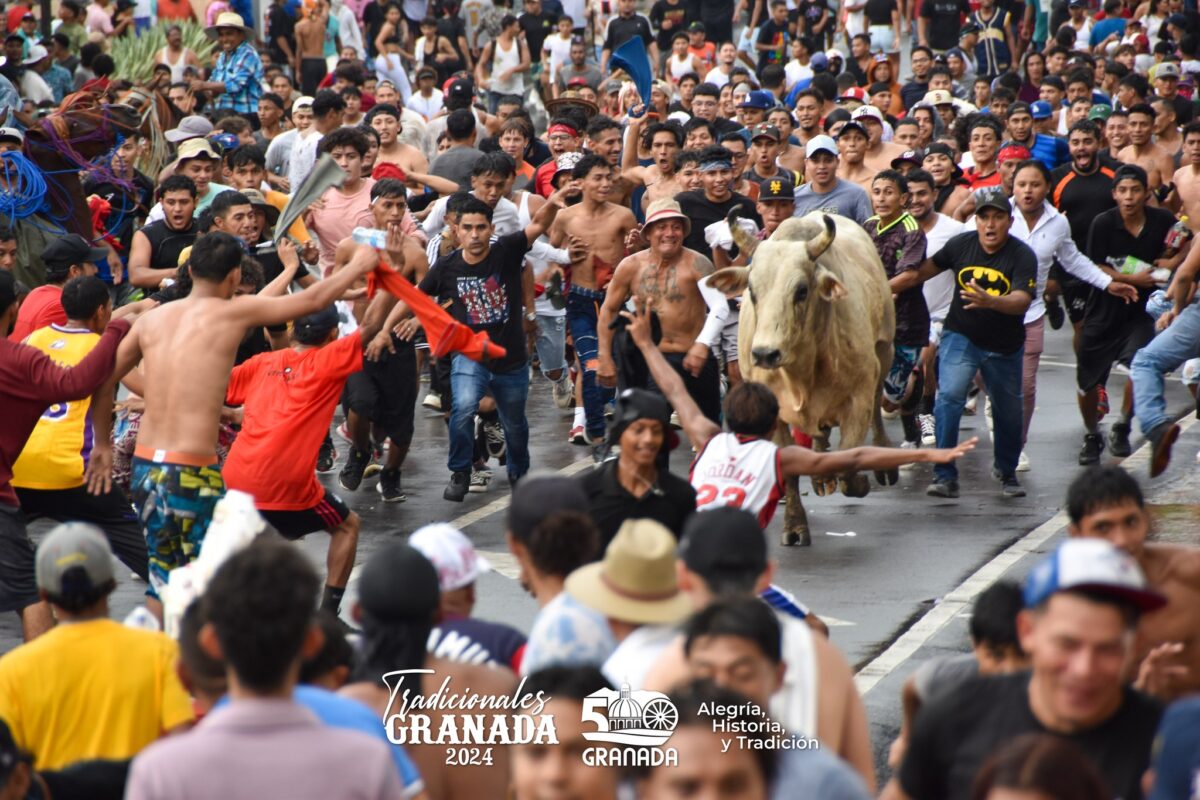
[853,414,1199,695]
[446,458,595,530]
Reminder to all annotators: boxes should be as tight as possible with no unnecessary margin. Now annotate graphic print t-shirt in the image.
[931,231,1037,354]
[420,230,532,371]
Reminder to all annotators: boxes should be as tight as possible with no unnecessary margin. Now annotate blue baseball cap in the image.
[738,89,777,110]
[1029,100,1053,120]
[1024,539,1167,612]
[810,52,829,72]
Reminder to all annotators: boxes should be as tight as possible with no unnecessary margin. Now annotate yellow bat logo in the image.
[957,266,1011,296]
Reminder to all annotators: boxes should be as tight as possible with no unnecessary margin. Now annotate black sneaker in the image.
[900,412,921,444]
[1078,432,1104,466]
[482,418,506,461]
[926,480,959,498]
[377,468,406,502]
[443,470,470,502]
[339,448,370,491]
[1045,296,1065,330]
[1108,422,1133,458]
[992,469,1026,498]
[316,438,336,474]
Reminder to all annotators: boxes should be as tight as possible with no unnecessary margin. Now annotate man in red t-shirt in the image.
[222,305,379,617]
[9,236,106,343]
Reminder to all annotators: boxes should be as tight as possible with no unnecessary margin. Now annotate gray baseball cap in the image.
[36,523,115,598]
[165,115,214,143]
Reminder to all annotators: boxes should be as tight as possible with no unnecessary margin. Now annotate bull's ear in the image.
[708,267,750,294]
[815,266,847,302]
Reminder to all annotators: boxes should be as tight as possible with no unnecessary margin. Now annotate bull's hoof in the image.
[811,474,836,496]
[840,473,871,498]
[875,467,900,486]
[781,526,811,546]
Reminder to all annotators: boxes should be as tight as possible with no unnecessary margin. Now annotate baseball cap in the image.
[750,122,781,142]
[42,234,109,271]
[0,126,23,146]
[810,52,829,72]
[165,115,214,143]
[851,104,884,124]
[836,120,868,139]
[824,48,843,62]
[679,508,768,578]
[1088,104,1114,121]
[960,21,981,35]
[838,86,866,103]
[409,523,491,592]
[1154,62,1182,80]
[21,44,48,66]
[292,305,340,342]
[1147,697,1200,800]
[1007,101,1032,117]
[923,141,956,160]
[553,151,583,178]
[805,134,839,158]
[35,522,115,598]
[1029,100,1053,120]
[891,149,923,169]
[1167,12,1188,27]
[606,387,675,451]
[759,175,795,201]
[356,542,441,622]
[686,20,705,33]
[292,95,314,112]
[922,89,954,106]
[446,79,473,102]
[602,78,622,95]
[1023,538,1167,612]
[973,186,1012,215]
[508,473,589,540]
[1068,0,1086,7]
[738,89,776,110]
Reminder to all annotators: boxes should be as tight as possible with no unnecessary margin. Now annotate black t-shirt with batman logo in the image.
[931,231,1037,354]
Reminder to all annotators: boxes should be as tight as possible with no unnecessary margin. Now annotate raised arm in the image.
[779,438,977,478]
[523,182,579,244]
[232,242,379,328]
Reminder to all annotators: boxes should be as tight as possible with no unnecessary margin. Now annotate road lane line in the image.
[854,414,1199,696]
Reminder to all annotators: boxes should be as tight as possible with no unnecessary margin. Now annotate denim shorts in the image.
[536,314,568,375]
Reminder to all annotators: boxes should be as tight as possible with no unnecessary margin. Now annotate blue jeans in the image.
[567,287,610,440]
[449,355,530,481]
[934,329,1024,482]
[535,314,567,375]
[1132,302,1200,436]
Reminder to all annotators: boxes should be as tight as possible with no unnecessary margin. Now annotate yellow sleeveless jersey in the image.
[11,325,101,491]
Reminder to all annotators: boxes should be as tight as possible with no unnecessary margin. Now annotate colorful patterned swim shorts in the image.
[130,457,226,595]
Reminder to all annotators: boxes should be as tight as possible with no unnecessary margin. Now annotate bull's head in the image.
[709,212,848,370]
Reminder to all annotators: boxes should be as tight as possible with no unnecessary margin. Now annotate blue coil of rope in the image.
[0,151,50,221]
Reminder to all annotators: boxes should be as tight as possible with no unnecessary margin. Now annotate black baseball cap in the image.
[974,186,1011,214]
[507,473,588,540]
[890,149,923,169]
[292,305,339,343]
[356,543,440,623]
[679,507,768,578]
[687,21,705,32]
[42,234,108,274]
[606,388,674,449]
[758,176,795,201]
[446,79,474,101]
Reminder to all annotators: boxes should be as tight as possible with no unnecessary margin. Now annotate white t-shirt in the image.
[703,66,733,88]
[922,212,965,324]
[407,89,445,120]
[785,60,814,90]
[544,33,573,83]
[602,624,678,690]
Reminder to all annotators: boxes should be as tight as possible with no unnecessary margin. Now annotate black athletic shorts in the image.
[260,489,352,540]
[0,504,39,613]
[341,335,418,446]
[300,57,327,96]
[1051,262,1091,325]
[1076,316,1155,393]
[17,485,149,582]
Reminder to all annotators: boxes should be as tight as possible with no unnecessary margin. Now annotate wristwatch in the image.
[524,311,537,322]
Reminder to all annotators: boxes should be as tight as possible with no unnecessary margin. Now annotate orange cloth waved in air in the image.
[366,262,506,362]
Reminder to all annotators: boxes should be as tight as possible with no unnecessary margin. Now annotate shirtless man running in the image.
[835,122,876,191]
[1118,103,1175,193]
[855,106,906,173]
[585,116,634,208]
[366,104,429,190]
[97,233,380,598]
[597,198,725,424]
[294,0,328,96]
[1067,465,1200,701]
[1169,121,1200,229]
[621,118,685,214]
[550,154,637,446]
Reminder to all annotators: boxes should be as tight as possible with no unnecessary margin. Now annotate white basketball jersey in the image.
[689,433,785,528]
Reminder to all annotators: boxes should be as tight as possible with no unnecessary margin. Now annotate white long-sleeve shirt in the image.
[1008,201,1113,324]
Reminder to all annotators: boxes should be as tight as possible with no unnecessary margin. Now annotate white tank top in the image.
[689,432,785,528]
[159,46,190,83]
[490,37,524,95]
[668,52,693,82]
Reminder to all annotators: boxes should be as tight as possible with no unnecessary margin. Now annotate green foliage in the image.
[110,19,216,84]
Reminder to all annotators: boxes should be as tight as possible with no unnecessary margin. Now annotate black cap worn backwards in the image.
[679,507,768,578]
[507,473,589,541]
[356,543,440,623]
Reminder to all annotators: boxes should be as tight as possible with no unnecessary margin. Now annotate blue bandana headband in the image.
[699,159,733,172]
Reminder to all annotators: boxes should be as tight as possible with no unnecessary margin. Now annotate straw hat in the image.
[206,11,254,39]
[642,198,691,237]
[565,519,692,625]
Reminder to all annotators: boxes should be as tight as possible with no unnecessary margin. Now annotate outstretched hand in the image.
[927,437,978,463]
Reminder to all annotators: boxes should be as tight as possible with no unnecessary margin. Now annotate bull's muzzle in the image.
[751,347,783,368]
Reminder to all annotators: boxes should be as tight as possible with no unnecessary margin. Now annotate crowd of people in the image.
[1,0,1200,796]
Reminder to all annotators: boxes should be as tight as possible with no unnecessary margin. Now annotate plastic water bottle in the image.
[124,606,160,632]
[351,227,388,249]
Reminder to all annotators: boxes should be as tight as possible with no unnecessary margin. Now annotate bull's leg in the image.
[873,340,899,487]
[810,425,837,497]
[775,423,811,546]
[837,405,873,498]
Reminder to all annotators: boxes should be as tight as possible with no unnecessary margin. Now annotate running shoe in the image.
[339,448,370,491]
[377,468,406,502]
[1016,450,1030,472]
[900,413,921,445]
[1096,385,1109,421]
[552,373,573,409]
[568,425,588,445]
[1000,475,1026,498]
[1108,421,1133,458]
[1045,296,1065,330]
[482,418,506,460]
[964,385,979,415]
[444,470,470,502]
[1148,421,1180,478]
[925,480,959,498]
[919,414,936,445]
[670,412,681,430]
[335,421,352,444]
[316,438,336,474]
[469,468,492,493]
[1078,432,1105,466]
[422,391,443,411]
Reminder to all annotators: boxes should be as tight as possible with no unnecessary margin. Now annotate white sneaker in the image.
[899,440,920,471]
[881,407,899,420]
[422,391,442,411]
[919,414,936,445]
[984,397,993,432]
[1016,450,1030,472]
[469,468,492,493]
[552,374,573,409]
[669,412,681,429]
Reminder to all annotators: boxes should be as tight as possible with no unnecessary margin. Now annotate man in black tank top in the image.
[127,175,199,290]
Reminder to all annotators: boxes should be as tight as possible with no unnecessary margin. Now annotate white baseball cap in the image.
[1024,539,1167,612]
[408,523,491,592]
[851,104,884,124]
[805,134,839,158]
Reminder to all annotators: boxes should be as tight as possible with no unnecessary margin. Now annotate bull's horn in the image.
[727,208,758,259]
[805,215,836,262]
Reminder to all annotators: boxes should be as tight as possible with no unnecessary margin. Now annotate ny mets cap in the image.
[759,176,795,201]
